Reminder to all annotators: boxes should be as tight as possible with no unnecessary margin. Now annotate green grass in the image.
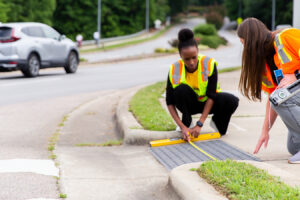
[197,160,300,200]
[218,66,241,73]
[80,57,87,62]
[129,81,176,131]
[80,25,172,54]
[154,47,178,53]
[76,139,123,147]
[59,193,67,198]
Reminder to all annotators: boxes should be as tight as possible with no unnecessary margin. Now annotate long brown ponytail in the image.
[237,18,275,101]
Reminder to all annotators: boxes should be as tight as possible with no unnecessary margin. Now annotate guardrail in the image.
[81,29,147,46]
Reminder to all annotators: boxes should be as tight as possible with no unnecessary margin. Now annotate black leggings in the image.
[173,84,239,135]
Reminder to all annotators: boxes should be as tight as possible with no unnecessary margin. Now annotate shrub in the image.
[193,24,217,36]
[205,11,224,30]
[200,35,227,49]
[168,39,179,48]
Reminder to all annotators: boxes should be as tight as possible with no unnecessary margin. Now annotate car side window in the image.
[27,26,46,38]
[42,26,60,40]
[21,27,29,35]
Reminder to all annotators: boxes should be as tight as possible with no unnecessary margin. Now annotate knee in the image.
[174,84,194,98]
[216,93,239,112]
[287,142,298,155]
[287,139,300,155]
[231,95,239,112]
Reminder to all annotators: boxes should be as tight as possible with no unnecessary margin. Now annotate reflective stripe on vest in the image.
[201,56,210,82]
[275,34,292,64]
[261,64,277,94]
[172,61,182,84]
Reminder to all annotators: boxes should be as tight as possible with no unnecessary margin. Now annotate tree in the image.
[5,0,56,26]
[0,0,10,23]
[224,0,293,29]
[54,0,170,40]
[168,0,189,16]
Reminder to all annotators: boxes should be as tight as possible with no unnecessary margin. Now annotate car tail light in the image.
[9,61,18,65]
[0,28,20,43]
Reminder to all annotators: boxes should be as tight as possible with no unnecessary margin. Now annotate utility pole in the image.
[238,0,242,18]
[294,0,300,28]
[97,0,101,47]
[271,0,276,30]
[146,0,149,32]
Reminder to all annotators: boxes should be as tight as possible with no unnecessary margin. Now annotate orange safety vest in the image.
[262,28,300,94]
[273,28,300,74]
[261,64,277,94]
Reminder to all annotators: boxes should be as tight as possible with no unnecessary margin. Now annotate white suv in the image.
[0,22,79,77]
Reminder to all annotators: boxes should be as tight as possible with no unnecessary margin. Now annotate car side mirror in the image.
[59,34,66,41]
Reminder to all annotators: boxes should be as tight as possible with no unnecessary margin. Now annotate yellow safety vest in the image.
[169,54,221,102]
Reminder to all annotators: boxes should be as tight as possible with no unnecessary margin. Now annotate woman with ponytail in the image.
[166,28,239,141]
[238,18,300,163]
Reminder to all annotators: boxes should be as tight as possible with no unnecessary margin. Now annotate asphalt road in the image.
[0,19,242,199]
[0,29,242,106]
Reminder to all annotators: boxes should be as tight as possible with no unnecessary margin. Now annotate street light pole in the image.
[271,0,276,30]
[146,0,149,32]
[97,0,101,47]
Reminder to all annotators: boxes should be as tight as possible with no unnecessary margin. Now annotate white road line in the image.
[0,159,59,177]
[0,77,63,87]
[230,122,247,132]
[26,199,59,200]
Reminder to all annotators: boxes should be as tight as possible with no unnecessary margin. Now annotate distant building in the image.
[293,0,300,28]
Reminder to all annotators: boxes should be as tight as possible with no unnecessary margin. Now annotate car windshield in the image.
[0,27,12,39]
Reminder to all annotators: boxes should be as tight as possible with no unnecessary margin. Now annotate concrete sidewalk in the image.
[56,70,300,199]
[116,70,300,199]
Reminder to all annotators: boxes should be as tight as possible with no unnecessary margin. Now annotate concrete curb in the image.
[115,85,181,145]
[169,162,228,200]
[169,160,300,200]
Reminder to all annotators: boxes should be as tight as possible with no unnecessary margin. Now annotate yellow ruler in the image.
[150,132,219,160]
[150,132,220,147]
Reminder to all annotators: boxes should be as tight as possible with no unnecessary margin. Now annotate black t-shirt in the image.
[166,63,218,105]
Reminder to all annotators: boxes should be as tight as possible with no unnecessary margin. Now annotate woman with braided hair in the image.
[166,28,239,141]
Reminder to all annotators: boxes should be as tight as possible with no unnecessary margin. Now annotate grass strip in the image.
[198,160,300,200]
[76,140,123,147]
[129,81,176,131]
[80,25,172,54]
[218,66,241,73]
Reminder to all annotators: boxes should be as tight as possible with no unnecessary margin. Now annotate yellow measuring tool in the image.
[150,132,220,147]
[150,132,220,160]
[188,140,217,160]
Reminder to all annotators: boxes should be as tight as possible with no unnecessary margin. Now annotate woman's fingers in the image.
[254,140,264,154]
[254,135,269,154]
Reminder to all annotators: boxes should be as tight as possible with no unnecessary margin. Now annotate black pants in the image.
[173,84,239,135]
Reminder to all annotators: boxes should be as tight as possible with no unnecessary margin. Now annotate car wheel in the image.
[22,53,40,77]
[64,51,78,73]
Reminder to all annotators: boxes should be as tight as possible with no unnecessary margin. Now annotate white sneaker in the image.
[288,151,300,164]
[175,122,194,132]
[210,119,219,132]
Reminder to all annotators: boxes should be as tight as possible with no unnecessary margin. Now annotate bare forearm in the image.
[262,99,278,132]
[167,105,185,129]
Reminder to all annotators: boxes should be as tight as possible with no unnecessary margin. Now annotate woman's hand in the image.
[191,126,201,138]
[253,130,270,154]
[181,126,192,141]
[278,73,297,88]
